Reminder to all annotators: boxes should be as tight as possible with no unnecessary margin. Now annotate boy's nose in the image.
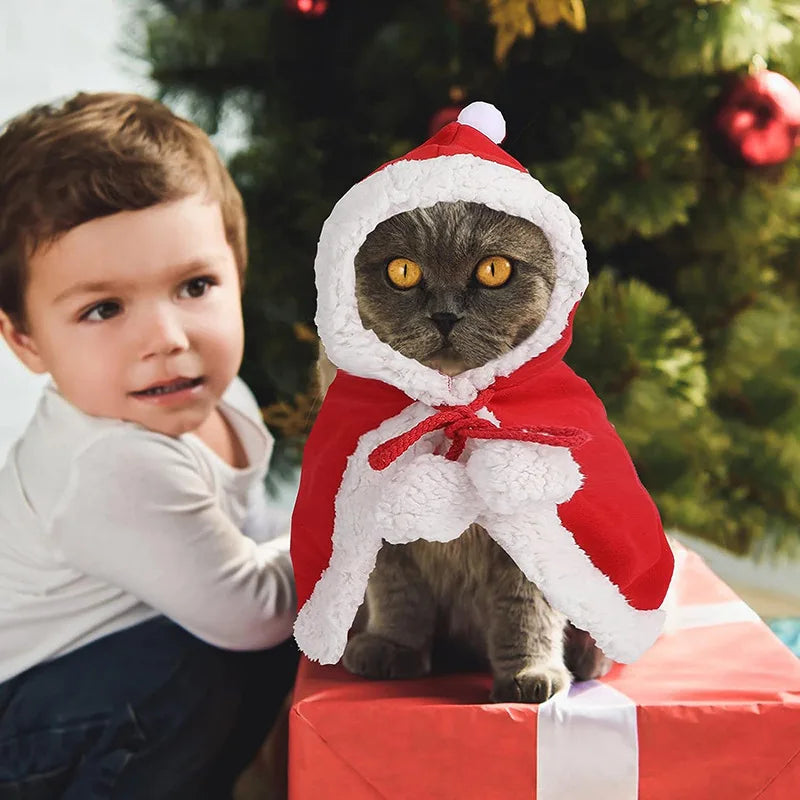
[142,307,190,358]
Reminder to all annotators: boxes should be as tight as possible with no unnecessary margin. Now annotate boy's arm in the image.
[242,477,291,543]
[48,432,296,651]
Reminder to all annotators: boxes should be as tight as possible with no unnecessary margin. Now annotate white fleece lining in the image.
[295,402,441,664]
[314,154,589,407]
[293,402,665,666]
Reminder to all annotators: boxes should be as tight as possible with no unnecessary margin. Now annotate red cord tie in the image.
[368,389,591,471]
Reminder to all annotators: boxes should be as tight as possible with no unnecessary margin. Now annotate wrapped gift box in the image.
[289,546,800,799]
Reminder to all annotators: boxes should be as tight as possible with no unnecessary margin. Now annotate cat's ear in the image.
[0,310,48,374]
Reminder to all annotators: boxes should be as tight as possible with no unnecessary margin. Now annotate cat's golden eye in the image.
[387,258,422,289]
[475,256,512,288]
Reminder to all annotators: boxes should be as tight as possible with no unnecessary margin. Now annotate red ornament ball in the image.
[286,0,328,17]
[429,105,463,137]
[715,70,800,166]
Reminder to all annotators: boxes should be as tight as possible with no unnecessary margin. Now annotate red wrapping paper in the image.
[289,547,800,799]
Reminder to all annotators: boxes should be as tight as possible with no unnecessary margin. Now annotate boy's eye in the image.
[179,276,216,299]
[81,301,121,322]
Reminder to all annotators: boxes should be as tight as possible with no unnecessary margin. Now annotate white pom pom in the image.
[457,102,506,144]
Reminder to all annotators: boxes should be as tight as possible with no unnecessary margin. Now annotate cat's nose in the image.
[430,312,461,336]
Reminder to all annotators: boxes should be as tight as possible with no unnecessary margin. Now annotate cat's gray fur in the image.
[353,201,556,376]
[322,201,610,703]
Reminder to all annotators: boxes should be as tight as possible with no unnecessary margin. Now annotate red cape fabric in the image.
[291,326,674,618]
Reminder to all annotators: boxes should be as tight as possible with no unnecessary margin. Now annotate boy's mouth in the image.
[131,377,204,397]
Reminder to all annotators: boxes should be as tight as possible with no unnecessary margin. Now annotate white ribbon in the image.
[668,600,760,631]
[662,545,761,633]
[537,681,638,800]
[536,546,762,799]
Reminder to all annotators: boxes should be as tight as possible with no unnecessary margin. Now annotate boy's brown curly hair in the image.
[0,92,247,330]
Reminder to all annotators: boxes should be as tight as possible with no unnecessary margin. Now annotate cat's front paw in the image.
[342,632,431,680]
[564,624,614,681]
[490,664,571,704]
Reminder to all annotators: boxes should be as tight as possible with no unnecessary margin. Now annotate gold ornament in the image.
[486,0,586,63]
[262,391,318,438]
[293,321,318,343]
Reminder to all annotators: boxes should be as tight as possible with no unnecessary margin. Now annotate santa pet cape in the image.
[291,103,674,665]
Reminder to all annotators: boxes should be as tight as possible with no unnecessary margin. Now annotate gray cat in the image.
[322,201,610,703]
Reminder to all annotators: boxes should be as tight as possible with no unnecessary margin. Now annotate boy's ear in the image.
[0,310,48,374]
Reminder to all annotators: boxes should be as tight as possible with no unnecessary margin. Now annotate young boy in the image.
[0,92,298,798]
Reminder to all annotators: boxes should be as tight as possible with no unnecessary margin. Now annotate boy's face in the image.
[0,195,245,437]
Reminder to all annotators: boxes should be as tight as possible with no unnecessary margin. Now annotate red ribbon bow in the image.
[368,389,591,471]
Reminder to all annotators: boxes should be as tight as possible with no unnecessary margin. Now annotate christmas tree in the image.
[140,0,800,556]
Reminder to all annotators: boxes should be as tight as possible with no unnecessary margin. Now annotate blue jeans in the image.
[0,616,298,799]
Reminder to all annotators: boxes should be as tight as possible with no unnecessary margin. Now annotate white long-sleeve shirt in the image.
[0,377,296,683]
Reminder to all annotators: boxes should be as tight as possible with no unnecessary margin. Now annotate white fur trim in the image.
[314,154,588,407]
[466,441,584,515]
[482,508,665,663]
[474,407,499,426]
[294,402,439,663]
[375,454,484,544]
[294,402,663,665]
[458,102,506,143]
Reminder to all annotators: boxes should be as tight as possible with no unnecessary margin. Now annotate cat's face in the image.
[354,201,556,375]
